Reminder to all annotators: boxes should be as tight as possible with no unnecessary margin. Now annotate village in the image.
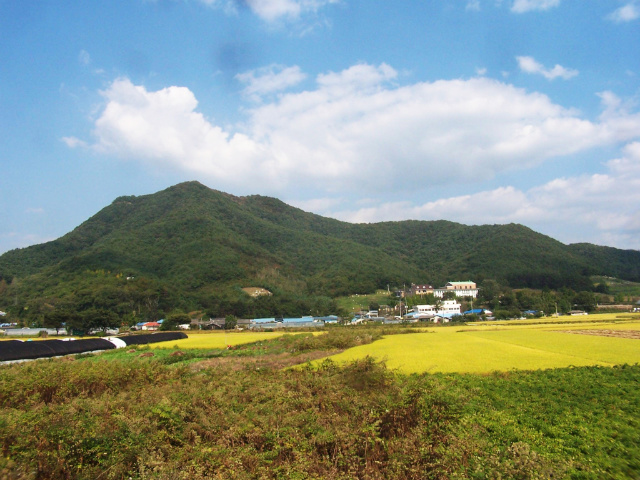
[175,280,487,331]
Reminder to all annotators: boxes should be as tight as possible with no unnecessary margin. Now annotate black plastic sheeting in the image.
[0,331,189,362]
[117,332,188,346]
[0,338,115,362]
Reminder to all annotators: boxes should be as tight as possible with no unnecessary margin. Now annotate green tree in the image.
[160,312,190,331]
[433,297,443,315]
[224,315,238,330]
[442,291,456,301]
[43,309,66,335]
[573,291,597,312]
[82,308,120,333]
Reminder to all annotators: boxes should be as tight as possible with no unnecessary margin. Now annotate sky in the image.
[1,0,639,255]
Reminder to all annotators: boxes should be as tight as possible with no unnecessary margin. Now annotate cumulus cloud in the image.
[511,0,560,13]
[87,78,268,184]
[62,62,640,248]
[607,2,640,23]
[325,142,640,249]
[65,63,640,196]
[236,64,307,101]
[517,56,578,80]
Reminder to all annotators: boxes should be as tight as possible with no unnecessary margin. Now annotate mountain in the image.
[1,181,639,320]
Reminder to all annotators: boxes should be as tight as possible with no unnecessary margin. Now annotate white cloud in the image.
[517,56,578,80]
[466,0,481,11]
[61,136,88,148]
[511,0,560,13]
[607,141,640,174]
[236,64,307,101]
[66,63,640,199]
[25,207,45,214]
[197,0,339,22]
[607,2,640,23]
[78,49,91,66]
[87,77,268,184]
[325,142,640,249]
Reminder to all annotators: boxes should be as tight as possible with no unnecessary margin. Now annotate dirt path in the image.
[190,350,339,372]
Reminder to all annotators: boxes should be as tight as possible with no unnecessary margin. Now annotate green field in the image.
[593,275,640,297]
[335,289,394,313]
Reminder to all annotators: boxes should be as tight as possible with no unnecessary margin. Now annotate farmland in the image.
[1,315,639,479]
[321,315,640,374]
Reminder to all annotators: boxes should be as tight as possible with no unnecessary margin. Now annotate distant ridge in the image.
[1,181,639,315]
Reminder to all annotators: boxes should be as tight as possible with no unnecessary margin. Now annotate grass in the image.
[592,275,640,297]
[1,323,639,478]
[335,289,394,313]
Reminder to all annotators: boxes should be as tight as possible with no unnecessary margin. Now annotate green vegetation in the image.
[1,325,639,479]
[335,290,396,314]
[592,275,640,299]
[2,182,640,331]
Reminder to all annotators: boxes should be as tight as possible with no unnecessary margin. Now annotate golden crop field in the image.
[148,331,291,349]
[319,318,640,374]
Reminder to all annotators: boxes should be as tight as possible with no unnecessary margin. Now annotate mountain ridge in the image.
[1,181,639,321]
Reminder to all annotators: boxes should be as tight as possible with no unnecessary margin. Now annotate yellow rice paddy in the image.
[323,318,640,374]
[141,313,640,373]
[148,331,290,349]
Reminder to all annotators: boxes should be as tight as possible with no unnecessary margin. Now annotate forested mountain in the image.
[1,181,639,323]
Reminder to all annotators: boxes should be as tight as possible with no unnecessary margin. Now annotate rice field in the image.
[135,313,640,374]
[318,316,640,374]
[147,331,290,349]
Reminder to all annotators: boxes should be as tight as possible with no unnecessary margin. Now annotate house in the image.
[191,318,227,330]
[411,284,434,296]
[434,281,478,298]
[141,322,160,331]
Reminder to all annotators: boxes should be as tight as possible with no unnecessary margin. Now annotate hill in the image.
[1,181,639,323]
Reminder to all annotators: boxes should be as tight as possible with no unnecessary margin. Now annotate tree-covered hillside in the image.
[0,181,638,324]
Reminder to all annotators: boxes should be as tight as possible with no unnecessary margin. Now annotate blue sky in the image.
[1,0,640,255]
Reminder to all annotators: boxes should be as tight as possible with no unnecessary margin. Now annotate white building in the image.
[434,281,478,298]
[413,299,461,320]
